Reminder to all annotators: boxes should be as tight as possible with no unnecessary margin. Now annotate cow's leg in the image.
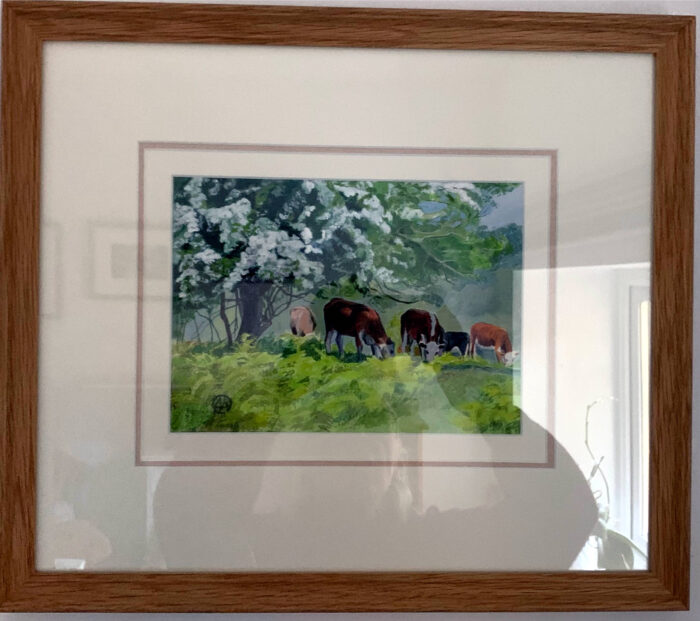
[495,348,505,364]
[365,336,381,358]
[361,331,380,359]
[336,333,344,358]
[400,330,408,354]
[355,335,364,360]
[325,330,335,354]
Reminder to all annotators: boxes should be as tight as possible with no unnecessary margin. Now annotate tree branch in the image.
[369,281,421,305]
[395,232,466,279]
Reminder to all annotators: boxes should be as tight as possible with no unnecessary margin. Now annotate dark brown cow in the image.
[324,298,395,359]
[289,306,316,336]
[400,309,445,362]
[469,322,518,365]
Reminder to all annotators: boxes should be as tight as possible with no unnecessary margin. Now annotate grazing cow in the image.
[444,331,470,357]
[469,322,518,365]
[400,309,445,362]
[323,298,395,359]
[289,306,316,336]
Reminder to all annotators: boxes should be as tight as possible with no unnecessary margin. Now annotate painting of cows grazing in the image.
[170,175,523,434]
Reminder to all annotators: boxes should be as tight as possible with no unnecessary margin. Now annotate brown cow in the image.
[400,309,445,362]
[289,306,316,336]
[324,298,395,360]
[469,322,518,365]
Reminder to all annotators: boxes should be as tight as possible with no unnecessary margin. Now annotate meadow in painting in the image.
[171,176,523,434]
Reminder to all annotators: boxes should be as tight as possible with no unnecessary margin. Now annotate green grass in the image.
[170,335,521,434]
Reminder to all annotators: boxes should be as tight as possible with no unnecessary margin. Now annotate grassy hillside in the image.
[171,336,521,434]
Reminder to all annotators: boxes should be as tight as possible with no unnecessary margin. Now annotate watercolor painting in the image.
[170,176,523,433]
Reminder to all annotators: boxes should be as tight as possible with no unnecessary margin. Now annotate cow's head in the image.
[366,333,395,359]
[504,350,519,366]
[377,338,395,359]
[420,340,445,362]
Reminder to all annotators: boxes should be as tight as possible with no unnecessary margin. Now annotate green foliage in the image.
[171,337,520,434]
[455,378,522,434]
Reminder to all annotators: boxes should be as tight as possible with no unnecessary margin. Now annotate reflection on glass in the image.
[571,277,650,571]
[35,42,654,577]
[36,199,653,572]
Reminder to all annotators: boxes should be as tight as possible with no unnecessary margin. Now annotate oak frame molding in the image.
[0,1,694,612]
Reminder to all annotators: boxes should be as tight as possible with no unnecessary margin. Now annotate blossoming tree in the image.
[173,176,518,347]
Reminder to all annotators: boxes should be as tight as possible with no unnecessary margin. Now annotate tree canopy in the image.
[173,176,520,345]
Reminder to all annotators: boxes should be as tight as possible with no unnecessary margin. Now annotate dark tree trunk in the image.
[236,281,272,340]
[220,293,234,349]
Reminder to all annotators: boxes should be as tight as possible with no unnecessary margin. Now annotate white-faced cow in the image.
[324,298,395,360]
[444,331,470,357]
[469,322,518,365]
[289,306,316,336]
[400,309,445,362]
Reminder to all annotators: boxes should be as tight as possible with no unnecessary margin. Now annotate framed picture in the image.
[0,1,693,612]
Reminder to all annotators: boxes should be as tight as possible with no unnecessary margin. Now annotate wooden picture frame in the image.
[0,1,693,612]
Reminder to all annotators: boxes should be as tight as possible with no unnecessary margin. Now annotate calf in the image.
[469,322,518,365]
[444,331,470,357]
[400,309,445,362]
[324,298,395,360]
[290,306,316,336]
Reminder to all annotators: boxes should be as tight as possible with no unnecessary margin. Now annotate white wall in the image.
[1,0,698,618]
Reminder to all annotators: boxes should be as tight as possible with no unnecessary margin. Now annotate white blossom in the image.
[173,203,200,235]
[374,266,398,284]
[300,227,313,244]
[434,182,478,207]
[204,198,251,227]
[400,206,424,220]
[335,184,368,198]
[195,248,221,265]
[182,177,207,209]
